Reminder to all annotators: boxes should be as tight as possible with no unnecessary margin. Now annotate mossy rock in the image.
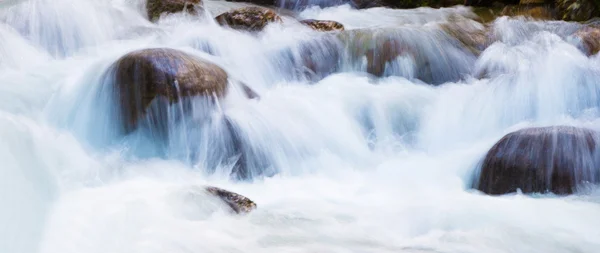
[147,0,201,21]
[215,7,282,32]
[300,19,345,32]
[556,0,600,21]
[205,186,257,214]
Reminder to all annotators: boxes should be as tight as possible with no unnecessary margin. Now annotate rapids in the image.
[1,0,600,252]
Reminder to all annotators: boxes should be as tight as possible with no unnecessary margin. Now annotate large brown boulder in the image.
[300,19,345,32]
[147,0,201,21]
[215,7,282,32]
[110,48,228,133]
[475,126,600,195]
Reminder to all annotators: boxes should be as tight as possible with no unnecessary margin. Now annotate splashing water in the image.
[1,1,600,253]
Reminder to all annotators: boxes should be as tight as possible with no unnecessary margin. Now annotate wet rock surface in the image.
[215,7,282,32]
[110,48,228,133]
[475,126,600,195]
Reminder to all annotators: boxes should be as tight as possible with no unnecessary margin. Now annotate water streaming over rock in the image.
[1,1,600,253]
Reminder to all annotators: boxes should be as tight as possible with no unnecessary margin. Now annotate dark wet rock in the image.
[300,19,345,32]
[500,5,555,20]
[215,7,282,32]
[475,126,600,195]
[557,0,600,21]
[147,0,201,21]
[110,48,228,133]
[573,25,600,56]
[205,186,257,214]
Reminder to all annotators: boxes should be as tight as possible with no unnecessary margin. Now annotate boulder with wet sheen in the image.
[475,126,600,195]
[110,48,228,133]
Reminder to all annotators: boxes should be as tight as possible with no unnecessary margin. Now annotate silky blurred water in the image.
[1,1,600,253]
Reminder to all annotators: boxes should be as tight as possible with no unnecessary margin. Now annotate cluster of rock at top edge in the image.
[147,0,345,32]
[147,0,600,59]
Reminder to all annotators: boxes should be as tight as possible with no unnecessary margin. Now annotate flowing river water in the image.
[1,0,600,252]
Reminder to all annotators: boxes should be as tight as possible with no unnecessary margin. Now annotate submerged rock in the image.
[215,7,282,32]
[572,25,600,56]
[110,48,228,133]
[205,186,257,214]
[300,19,345,32]
[241,83,260,99]
[337,29,413,77]
[336,28,477,84]
[475,126,600,195]
[440,16,491,55]
[298,35,342,81]
[147,0,201,21]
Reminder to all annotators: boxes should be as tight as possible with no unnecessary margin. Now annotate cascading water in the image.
[1,0,600,252]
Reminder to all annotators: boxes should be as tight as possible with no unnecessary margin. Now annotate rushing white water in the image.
[1,0,600,252]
